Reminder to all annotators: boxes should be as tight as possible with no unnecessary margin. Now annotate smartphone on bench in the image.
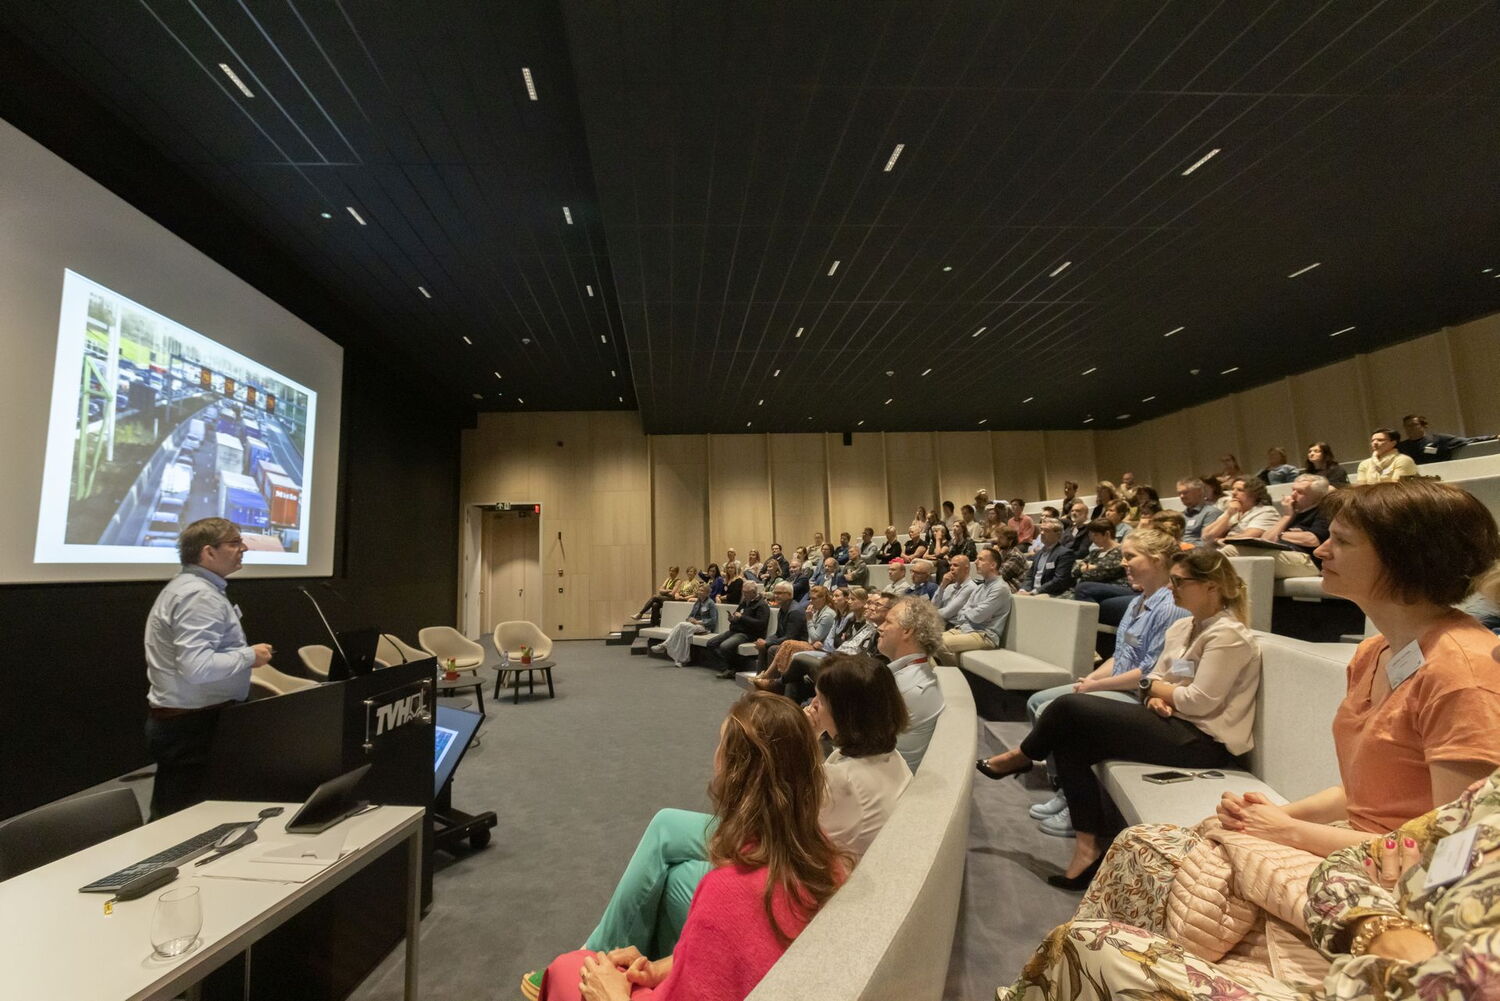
[1142,770,1194,784]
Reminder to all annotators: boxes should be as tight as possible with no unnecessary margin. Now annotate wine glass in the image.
[150,886,202,958]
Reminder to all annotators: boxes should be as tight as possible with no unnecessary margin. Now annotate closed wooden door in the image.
[482,510,541,633]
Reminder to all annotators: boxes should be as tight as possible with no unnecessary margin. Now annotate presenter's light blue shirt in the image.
[145,564,255,708]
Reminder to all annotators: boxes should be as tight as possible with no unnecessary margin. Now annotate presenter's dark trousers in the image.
[145,704,226,821]
[1018,694,1237,837]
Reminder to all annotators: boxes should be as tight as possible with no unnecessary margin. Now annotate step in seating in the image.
[956,595,1098,717]
[636,601,780,663]
[1095,632,1351,828]
[747,666,976,1001]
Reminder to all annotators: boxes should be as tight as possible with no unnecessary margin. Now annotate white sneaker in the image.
[1039,808,1075,838]
[1028,792,1068,820]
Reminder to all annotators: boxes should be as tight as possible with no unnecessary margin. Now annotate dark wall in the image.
[0,29,462,819]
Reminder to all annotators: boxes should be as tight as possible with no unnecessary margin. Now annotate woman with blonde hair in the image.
[1089,481,1117,520]
[752,585,836,687]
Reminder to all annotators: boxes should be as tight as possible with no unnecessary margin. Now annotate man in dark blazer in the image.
[1017,518,1077,597]
[753,581,807,674]
[707,580,771,679]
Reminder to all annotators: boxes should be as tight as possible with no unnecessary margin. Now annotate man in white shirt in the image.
[859,527,882,562]
[144,518,274,819]
[935,554,976,621]
[938,548,1013,658]
[877,596,946,772]
[885,559,914,596]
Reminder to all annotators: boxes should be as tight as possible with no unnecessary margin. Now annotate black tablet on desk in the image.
[285,763,373,834]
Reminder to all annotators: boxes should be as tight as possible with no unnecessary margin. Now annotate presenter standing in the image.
[144,518,272,819]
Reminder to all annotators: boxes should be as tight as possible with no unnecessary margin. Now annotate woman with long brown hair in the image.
[529,692,848,1001]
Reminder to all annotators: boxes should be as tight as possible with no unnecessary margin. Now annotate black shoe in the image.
[975,757,1033,780]
[1046,855,1103,891]
[716,669,735,679]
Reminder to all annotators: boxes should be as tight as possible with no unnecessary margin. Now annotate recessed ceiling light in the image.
[472,393,482,400]
[586,284,594,296]
[1221,366,1240,374]
[493,371,502,380]
[562,206,574,224]
[522,337,532,345]
[462,336,472,345]
[972,326,987,337]
[857,420,865,426]
[1081,366,1097,375]
[600,335,607,343]
[418,286,431,299]
[1141,395,1155,402]
[610,369,616,377]
[1082,416,1095,424]
[1180,148,1221,176]
[746,421,752,428]
[619,396,624,403]
[218,63,254,98]
[885,370,894,377]
[884,398,893,405]
[758,399,764,406]
[1049,261,1072,278]
[1286,262,1321,278]
[346,206,367,225]
[1484,268,1494,273]
[1022,396,1034,403]
[921,368,932,376]
[1164,326,1184,337]
[978,418,988,425]
[794,327,804,338]
[942,265,952,272]
[517,398,524,404]
[319,211,331,219]
[1330,326,1356,337]
[1116,414,1131,420]
[827,260,840,276]
[883,143,905,172]
[772,369,780,377]
[521,67,538,101]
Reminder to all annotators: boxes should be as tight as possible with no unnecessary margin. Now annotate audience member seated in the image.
[876,596,946,771]
[927,522,952,571]
[636,566,685,626]
[988,527,1029,591]
[858,527,881,562]
[1174,477,1217,544]
[1240,472,1332,578]
[1060,480,1079,510]
[702,563,724,600]
[811,555,838,589]
[1016,518,1076,597]
[765,544,788,578]
[775,592,891,703]
[940,500,958,530]
[744,549,763,581]
[752,581,806,674]
[937,547,1013,660]
[934,554,975,621]
[1356,426,1418,483]
[999,767,1500,1001]
[753,585,839,688]
[1201,473,1227,508]
[1129,485,1162,523]
[884,558,912,595]
[908,559,938,600]
[1398,412,1497,464]
[978,549,1259,888]
[1059,501,1092,559]
[807,533,826,558]
[1089,481,1117,520]
[719,561,744,605]
[1117,471,1138,504]
[758,560,786,591]
[1201,476,1279,544]
[834,532,852,564]
[706,580,770,680]
[1104,499,1132,540]
[948,520,978,563]
[1254,446,1300,484]
[652,582,720,667]
[1072,519,1126,591]
[878,525,902,562]
[959,504,979,540]
[1216,453,1244,490]
[1145,509,1190,550]
[1304,439,1349,485]
[674,569,702,601]
[974,505,1000,541]
[1007,498,1036,546]
[530,693,845,1001]
[840,550,870,589]
[787,558,811,602]
[1066,479,1500,952]
[974,488,993,514]
[1467,563,1500,634]
[903,519,929,559]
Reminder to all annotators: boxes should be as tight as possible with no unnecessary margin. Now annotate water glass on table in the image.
[151,885,203,958]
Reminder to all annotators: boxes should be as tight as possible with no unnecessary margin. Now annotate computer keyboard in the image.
[79,822,247,893]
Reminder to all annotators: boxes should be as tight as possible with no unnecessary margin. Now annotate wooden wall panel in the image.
[651,435,708,576]
[990,431,1044,502]
[770,435,828,553]
[827,433,889,540]
[936,432,994,515]
[1041,430,1098,498]
[707,434,771,562]
[1449,313,1500,434]
[1233,380,1300,477]
[884,432,939,528]
[1363,331,1462,432]
[1289,357,1368,463]
[1095,418,1160,492]
[1153,411,1199,488]
[1184,396,1244,477]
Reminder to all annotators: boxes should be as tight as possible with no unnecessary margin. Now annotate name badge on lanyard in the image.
[1385,639,1423,690]
[1425,826,1480,890]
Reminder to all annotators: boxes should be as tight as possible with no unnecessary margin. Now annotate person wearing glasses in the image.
[976,548,1260,890]
[144,518,274,819]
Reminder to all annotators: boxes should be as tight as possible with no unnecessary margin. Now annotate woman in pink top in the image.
[538,693,845,1001]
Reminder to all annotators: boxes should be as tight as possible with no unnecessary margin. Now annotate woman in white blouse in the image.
[1201,476,1281,545]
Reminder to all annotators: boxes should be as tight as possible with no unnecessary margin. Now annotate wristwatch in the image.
[1137,675,1154,701]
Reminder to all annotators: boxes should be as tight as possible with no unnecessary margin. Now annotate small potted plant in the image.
[443,657,459,681]
[520,645,533,666]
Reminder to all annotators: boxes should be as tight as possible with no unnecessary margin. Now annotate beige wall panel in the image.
[651,435,709,576]
[936,432,994,513]
[1183,396,1243,476]
[1288,358,1367,463]
[990,431,1044,502]
[770,434,828,549]
[1234,380,1300,474]
[1041,430,1097,498]
[884,432,939,528]
[1152,411,1199,487]
[827,433,889,539]
[1095,419,1158,491]
[707,434,772,559]
[1449,313,1500,434]
[1363,332,1462,433]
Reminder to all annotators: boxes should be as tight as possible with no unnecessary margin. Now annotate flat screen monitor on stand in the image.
[431,705,496,853]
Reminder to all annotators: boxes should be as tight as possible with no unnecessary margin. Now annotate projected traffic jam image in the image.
[64,284,310,553]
